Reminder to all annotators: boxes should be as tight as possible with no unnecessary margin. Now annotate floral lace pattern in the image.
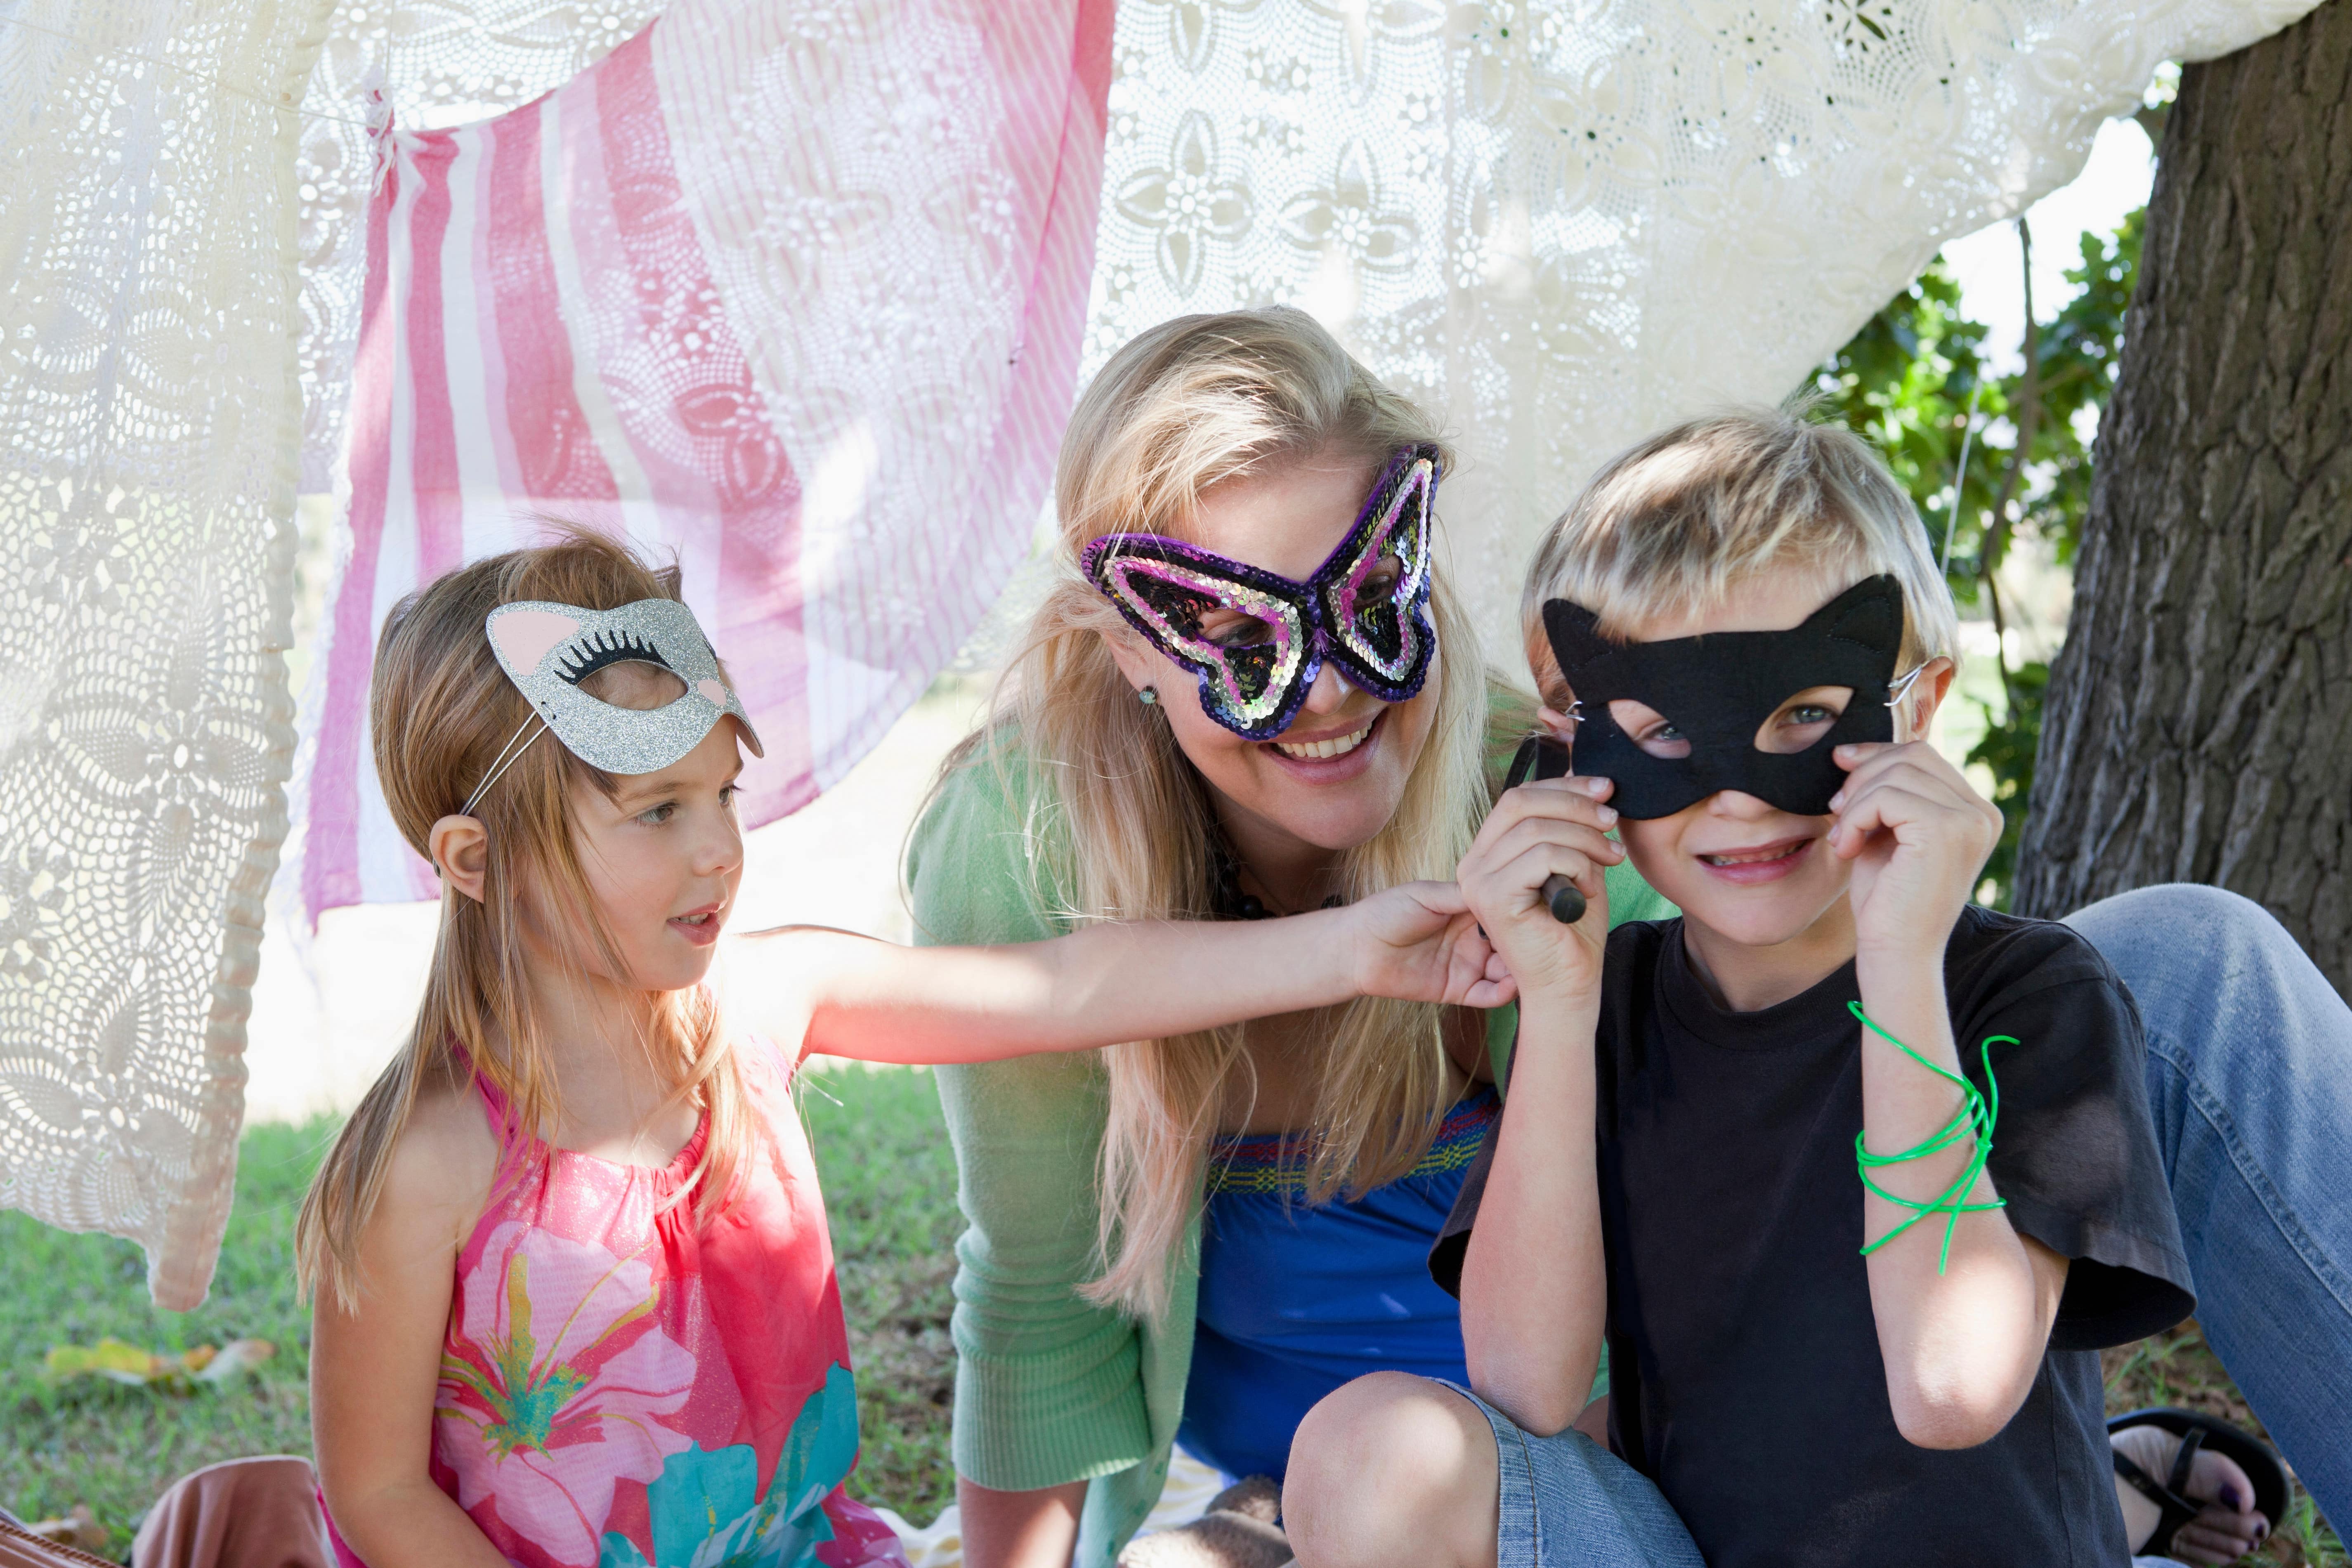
[0,0,327,1309]
[1067,0,2328,645]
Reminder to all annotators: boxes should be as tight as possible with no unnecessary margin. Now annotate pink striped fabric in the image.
[297,0,1111,920]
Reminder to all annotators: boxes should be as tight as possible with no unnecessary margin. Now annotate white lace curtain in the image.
[1,0,2321,1305]
[0,0,331,1308]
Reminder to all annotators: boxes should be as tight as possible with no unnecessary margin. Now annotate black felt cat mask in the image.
[1539,575,1916,819]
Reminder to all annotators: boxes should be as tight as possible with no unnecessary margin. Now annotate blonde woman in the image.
[906,308,1672,1568]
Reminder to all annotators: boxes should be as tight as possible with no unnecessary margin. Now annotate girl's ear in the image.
[1900,656,1958,741]
[430,815,491,903]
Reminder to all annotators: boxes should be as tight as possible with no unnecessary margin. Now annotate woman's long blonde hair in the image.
[940,307,1514,1320]
[297,530,753,1311]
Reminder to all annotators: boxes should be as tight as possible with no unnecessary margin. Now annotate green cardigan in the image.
[906,752,1675,1568]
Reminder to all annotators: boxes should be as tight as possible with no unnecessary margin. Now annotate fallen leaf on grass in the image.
[43,1335,275,1391]
[23,1505,106,1551]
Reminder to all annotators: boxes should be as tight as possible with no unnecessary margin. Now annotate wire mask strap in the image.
[1884,664,1929,707]
[461,715,548,817]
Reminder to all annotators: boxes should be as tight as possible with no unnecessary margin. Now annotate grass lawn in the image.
[3,1066,2341,1563]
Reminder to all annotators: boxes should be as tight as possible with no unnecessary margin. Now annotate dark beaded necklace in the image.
[1209,834,1344,921]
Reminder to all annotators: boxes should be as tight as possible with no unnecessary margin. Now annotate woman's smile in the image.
[1263,708,1386,780]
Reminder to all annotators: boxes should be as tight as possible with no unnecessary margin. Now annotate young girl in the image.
[295,531,1515,1568]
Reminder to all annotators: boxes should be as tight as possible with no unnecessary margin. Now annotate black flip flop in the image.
[2108,1406,2289,1556]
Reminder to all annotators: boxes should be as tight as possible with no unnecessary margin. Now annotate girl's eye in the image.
[636,802,678,827]
[719,784,739,810]
[1360,559,1401,598]
[1784,705,1832,727]
[1642,720,1684,743]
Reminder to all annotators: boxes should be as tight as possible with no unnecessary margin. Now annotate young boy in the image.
[1283,409,2208,1568]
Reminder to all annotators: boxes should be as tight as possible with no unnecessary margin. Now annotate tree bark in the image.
[2014,0,2352,990]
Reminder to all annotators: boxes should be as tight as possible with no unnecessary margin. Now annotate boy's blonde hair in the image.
[297,529,752,1311]
[935,306,1506,1321]
[1521,406,1959,705]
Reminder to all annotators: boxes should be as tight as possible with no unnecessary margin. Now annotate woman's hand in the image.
[1828,740,2002,964]
[1455,775,1623,1002]
[1346,880,1518,1008]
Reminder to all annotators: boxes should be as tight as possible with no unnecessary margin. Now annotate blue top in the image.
[1178,1088,1500,1482]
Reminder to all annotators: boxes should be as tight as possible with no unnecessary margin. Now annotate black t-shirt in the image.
[1431,907,2194,1568]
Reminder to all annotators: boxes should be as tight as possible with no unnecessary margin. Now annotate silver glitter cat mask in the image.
[464,597,763,813]
[1080,444,1440,740]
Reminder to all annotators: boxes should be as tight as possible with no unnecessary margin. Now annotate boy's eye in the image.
[1754,687,1853,754]
[1636,719,1691,759]
[1608,699,1691,760]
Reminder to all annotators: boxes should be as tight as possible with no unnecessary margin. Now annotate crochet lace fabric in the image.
[0,0,2324,1304]
[1071,0,2323,640]
[0,0,330,1309]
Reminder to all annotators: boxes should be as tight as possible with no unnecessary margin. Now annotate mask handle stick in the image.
[1541,875,1588,926]
[1504,729,1593,925]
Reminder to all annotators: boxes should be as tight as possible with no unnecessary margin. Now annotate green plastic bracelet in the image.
[1849,1001,2010,1274]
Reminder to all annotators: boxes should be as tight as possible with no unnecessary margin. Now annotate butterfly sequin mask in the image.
[1081,444,1440,740]
[1540,575,1913,820]
[465,596,763,812]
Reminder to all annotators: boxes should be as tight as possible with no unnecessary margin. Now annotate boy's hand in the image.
[1456,775,1622,1000]
[1828,739,2001,962]
[1346,881,1518,1009]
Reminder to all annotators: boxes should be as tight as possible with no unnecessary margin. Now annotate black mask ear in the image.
[1813,575,1905,659]
[1541,599,1616,683]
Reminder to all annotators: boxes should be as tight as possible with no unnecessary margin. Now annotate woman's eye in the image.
[1360,562,1400,598]
[1784,705,1833,727]
[1203,614,1275,649]
[1642,720,1684,743]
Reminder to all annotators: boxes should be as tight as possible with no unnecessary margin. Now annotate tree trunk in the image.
[2014,0,2352,990]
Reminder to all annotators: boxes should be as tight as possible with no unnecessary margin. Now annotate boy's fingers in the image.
[1476,794,1620,855]
[1504,843,1603,904]
[1475,814,1624,871]
[1833,751,1982,818]
[1831,784,1951,854]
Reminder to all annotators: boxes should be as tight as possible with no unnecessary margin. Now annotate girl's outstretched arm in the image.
[720,881,1516,1065]
[312,1086,509,1568]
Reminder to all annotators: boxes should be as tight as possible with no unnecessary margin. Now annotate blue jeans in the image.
[2067,884,2352,1523]
[1440,1380,1705,1568]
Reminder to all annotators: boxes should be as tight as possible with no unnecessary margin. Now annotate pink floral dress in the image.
[326,1041,909,1568]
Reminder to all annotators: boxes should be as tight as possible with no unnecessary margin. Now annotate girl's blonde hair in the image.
[1521,406,1961,706]
[940,307,1511,1320]
[297,529,752,1311]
